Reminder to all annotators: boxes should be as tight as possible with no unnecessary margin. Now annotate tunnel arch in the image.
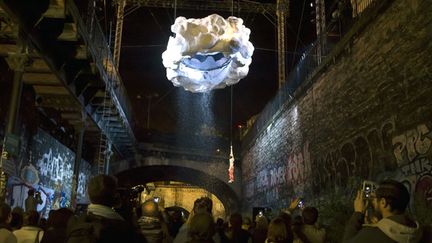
[115,165,240,215]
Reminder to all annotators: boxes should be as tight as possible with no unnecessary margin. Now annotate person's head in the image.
[39,218,47,229]
[87,175,119,207]
[188,212,215,241]
[216,218,224,228]
[277,212,293,241]
[193,197,213,215]
[141,199,160,218]
[372,180,410,217]
[302,207,319,225]
[242,216,252,231]
[255,214,268,230]
[24,210,40,226]
[267,218,288,243]
[278,212,292,228]
[293,215,303,225]
[229,213,243,229]
[0,203,12,224]
[47,208,74,228]
[12,207,24,215]
[27,189,35,197]
[10,207,24,229]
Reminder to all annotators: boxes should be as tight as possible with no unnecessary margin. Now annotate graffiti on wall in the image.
[9,129,94,216]
[28,129,75,213]
[36,148,74,189]
[392,124,432,207]
[77,159,92,204]
[244,142,311,204]
[310,119,397,193]
[243,117,432,209]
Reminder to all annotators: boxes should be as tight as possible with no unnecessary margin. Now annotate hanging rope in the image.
[230,86,233,145]
[174,0,177,20]
[231,0,234,16]
[230,0,234,145]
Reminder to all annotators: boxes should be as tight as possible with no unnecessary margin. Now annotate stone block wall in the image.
[146,185,226,219]
[241,0,432,219]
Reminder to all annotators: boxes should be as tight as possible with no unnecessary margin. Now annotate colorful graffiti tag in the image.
[243,118,432,209]
[77,159,92,204]
[10,129,94,217]
[392,124,432,207]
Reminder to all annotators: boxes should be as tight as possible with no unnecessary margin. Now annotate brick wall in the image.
[241,0,432,218]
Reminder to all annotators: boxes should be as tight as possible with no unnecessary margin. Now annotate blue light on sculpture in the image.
[162,14,254,93]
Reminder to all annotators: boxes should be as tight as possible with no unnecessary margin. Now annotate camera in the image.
[362,181,377,199]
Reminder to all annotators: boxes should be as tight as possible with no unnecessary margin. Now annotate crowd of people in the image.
[0,175,428,243]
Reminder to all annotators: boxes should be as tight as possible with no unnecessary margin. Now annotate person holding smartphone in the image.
[343,180,422,243]
[24,189,42,213]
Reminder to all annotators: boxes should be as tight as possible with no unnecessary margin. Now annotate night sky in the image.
[115,0,316,140]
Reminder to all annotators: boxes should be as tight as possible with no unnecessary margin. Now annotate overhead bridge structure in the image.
[0,0,136,172]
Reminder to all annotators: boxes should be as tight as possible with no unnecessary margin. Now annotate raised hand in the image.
[354,190,365,213]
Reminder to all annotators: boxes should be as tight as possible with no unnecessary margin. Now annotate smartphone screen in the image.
[362,181,376,199]
[365,185,371,198]
[297,200,304,208]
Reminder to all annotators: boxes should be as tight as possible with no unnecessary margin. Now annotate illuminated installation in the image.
[228,145,235,183]
[162,14,254,92]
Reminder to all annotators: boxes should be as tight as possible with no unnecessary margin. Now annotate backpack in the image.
[65,213,105,243]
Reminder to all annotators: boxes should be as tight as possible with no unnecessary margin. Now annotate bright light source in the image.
[310,2,314,7]
[162,14,254,93]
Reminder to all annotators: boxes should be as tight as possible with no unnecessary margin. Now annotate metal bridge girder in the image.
[117,0,285,14]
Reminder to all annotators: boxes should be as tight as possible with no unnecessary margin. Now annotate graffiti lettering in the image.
[392,124,432,166]
[285,143,311,188]
[256,169,269,192]
[311,120,396,193]
[415,174,432,207]
[265,187,279,203]
[36,149,73,183]
[270,166,286,186]
[400,157,432,176]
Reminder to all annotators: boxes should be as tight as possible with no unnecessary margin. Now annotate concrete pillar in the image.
[315,0,326,64]
[5,45,30,133]
[0,35,30,200]
[71,112,86,208]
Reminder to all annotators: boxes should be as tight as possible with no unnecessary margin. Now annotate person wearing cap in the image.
[343,180,422,242]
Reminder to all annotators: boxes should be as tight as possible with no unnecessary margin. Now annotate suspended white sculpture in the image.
[162,14,254,93]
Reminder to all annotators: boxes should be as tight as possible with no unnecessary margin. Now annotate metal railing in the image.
[241,0,383,147]
[68,0,134,127]
[351,0,377,18]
